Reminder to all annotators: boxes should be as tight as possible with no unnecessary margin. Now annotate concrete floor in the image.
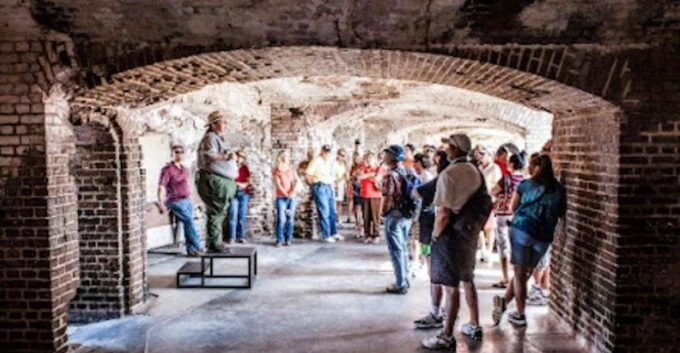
[69,227,588,353]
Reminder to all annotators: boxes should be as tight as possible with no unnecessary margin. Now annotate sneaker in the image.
[386,284,408,295]
[372,238,380,244]
[422,331,456,351]
[492,295,506,325]
[324,237,336,243]
[507,311,527,326]
[226,239,234,245]
[492,281,508,289]
[283,240,291,246]
[236,239,246,244]
[333,234,345,241]
[460,323,483,341]
[527,290,548,306]
[274,242,282,247]
[414,313,444,329]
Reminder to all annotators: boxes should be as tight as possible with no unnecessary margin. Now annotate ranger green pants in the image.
[197,171,237,249]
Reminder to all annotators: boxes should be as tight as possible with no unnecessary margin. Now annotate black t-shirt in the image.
[417,176,438,214]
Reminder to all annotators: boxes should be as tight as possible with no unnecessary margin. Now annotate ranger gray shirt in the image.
[197,130,238,179]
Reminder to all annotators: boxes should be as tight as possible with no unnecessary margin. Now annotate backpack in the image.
[451,162,493,234]
[394,168,421,219]
[511,183,565,242]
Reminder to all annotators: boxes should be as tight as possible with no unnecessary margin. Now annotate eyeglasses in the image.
[174,150,184,154]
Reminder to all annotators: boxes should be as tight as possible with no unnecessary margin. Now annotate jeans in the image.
[166,198,202,253]
[384,215,411,289]
[196,171,237,248]
[312,183,337,238]
[276,197,297,243]
[227,190,250,241]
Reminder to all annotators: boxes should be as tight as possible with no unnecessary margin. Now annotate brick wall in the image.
[550,106,622,353]
[614,47,680,353]
[69,123,124,323]
[0,40,79,353]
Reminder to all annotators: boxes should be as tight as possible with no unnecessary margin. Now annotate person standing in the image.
[348,152,364,233]
[305,145,341,243]
[196,111,238,253]
[491,153,526,289]
[359,152,383,244]
[226,150,251,244]
[157,144,203,257]
[409,153,435,276]
[412,154,451,330]
[273,151,298,247]
[492,153,566,327]
[381,145,418,294]
[472,145,502,263]
[333,148,349,225]
[422,134,489,349]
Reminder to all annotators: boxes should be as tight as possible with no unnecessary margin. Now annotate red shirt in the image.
[359,166,383,199]
[235,165,252,194]
[159,162,191,203]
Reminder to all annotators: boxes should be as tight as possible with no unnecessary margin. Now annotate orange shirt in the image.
[274,167,296,198]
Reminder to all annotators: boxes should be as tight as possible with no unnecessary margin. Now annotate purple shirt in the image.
[159,162,191,204]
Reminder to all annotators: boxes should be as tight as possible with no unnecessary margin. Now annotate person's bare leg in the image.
[463,281,479,326]
[515,266,533,315]
[442,286,460,337]
[500,257,510,283]
[541,264,550,291]
[431,283,443,314]
[503,275,516,304]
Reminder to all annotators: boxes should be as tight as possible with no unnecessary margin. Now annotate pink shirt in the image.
[274,167,295,198]
[159,163,191,203]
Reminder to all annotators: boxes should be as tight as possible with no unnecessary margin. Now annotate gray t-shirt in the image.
[197,130,238,179]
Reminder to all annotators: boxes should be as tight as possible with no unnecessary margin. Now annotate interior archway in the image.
[66,46,622,352]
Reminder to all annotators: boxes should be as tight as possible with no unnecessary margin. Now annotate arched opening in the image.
[65,47,621,352]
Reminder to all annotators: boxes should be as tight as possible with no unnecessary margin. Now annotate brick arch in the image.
[67,113,148,323]
[70,46,623,353]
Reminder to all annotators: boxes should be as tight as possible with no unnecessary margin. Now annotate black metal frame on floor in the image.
[176,248,258,289]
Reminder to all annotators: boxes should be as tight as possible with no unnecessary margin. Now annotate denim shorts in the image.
[509,227,551,268]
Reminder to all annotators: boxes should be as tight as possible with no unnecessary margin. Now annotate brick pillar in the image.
[0,43,79,353]
[119,136,147,313]
[271,105,318,239]
[69,122,125,322]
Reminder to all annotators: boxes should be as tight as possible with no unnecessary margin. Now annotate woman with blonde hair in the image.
[273,151,298,247]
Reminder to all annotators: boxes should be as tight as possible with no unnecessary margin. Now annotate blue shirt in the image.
[510,179,566,242]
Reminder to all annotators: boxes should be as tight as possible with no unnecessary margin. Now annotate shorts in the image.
[535,246,551,270]
[430,222,479,286]
[494,215,512,259]
[509,227,551,268]
[418,211,435,245]
[335,183,346,202]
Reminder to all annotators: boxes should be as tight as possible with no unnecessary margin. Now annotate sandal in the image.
[492,281,508,289]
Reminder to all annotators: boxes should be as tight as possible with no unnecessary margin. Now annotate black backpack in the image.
[451,162,493,233]
[394,168,422,219]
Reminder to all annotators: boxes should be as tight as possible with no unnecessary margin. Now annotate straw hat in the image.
[205,111,227,126]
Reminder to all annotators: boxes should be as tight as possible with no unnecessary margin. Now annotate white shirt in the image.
[433,158,482,214]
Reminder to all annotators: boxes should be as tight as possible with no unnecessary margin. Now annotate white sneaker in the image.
[422,331,456,351]
[324,237,336,243]
[333,234,345,241]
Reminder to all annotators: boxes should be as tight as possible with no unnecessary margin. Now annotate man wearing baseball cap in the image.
[381,144,419,294]
[196,111,239,253]
[422,133,486,349]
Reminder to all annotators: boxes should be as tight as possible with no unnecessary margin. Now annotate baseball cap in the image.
[441,134,472,153]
